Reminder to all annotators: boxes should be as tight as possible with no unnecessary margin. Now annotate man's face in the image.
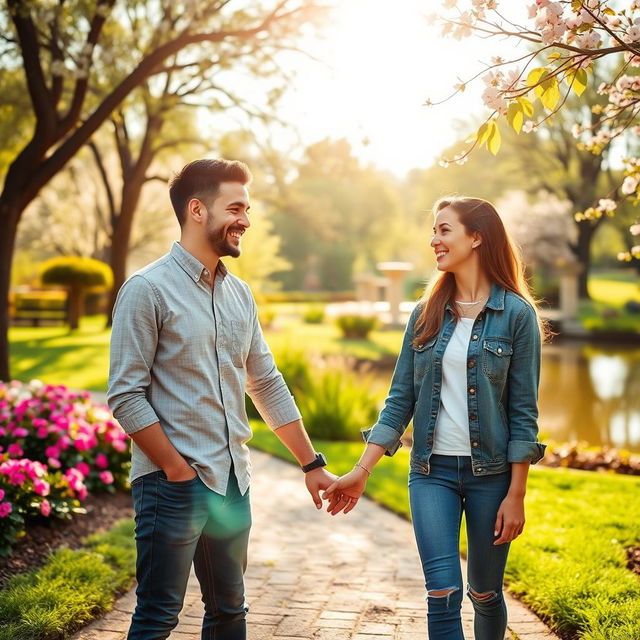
[202,182,250,258]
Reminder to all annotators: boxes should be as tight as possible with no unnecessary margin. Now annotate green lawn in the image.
[581,271,640,334]
[0,519,135,640]
[249,421,640,640]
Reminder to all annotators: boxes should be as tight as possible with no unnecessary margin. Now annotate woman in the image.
[323,197,547,640]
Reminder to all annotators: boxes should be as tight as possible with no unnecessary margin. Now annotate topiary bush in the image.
[335,314,378,339]
[40,257,113,329]
[302,305,325,324]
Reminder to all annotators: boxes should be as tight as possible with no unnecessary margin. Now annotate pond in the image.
[539,341,640,452]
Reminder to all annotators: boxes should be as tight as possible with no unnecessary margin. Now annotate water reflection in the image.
[538,343,640,451]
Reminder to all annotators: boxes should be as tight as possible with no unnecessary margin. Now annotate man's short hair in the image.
[168,158,252,226]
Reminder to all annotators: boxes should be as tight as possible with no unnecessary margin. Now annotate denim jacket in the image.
[364,284,546,476]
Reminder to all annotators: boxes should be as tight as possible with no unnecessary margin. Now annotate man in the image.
[108,158,337,640]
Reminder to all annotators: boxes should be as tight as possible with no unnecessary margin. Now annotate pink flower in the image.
[7,443,23,457]
[75,462,91,478]
[36,427,48,438]
[0,489,4,501]
[34,478,50,496]
[112,439,127,453]
[40,499,51,516]
[45,446,60,458]
[95,454,109,469]
[74,436,92,451]
[0,502,12,518]
[48,457,61,469]
[12,427,29,437]
[99,471,114,485]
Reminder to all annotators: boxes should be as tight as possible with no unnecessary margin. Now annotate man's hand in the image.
[322,467,368,516]
[164,461,197,482]
[305,467,338,510]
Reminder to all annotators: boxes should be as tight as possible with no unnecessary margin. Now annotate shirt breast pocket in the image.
[482,337,513,383]
[231,319,251,368]
[412,337,437,379]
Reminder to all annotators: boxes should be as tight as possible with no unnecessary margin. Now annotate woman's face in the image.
[430,206,480,273]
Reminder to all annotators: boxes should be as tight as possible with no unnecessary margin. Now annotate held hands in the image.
[321,466,369,515]
[305,467,338,510]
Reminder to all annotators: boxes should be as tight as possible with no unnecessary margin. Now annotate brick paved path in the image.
[72,450,557,640]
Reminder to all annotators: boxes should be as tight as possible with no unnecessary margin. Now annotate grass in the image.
[249,420,640,640]
[0,518,136,640]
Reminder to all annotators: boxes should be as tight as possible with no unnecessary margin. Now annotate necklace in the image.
[454,299,484,306]
[454,296,488,318]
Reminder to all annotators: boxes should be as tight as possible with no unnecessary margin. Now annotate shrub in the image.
[302,305,325,324]
[335,314,378,339]
[297,367,379,441]
[258,306,275,329]
[40,257,113,329]
[0,380,129,555]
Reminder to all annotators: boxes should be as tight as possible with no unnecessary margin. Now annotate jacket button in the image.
[417,344,423,349]
[497,347,503,354]
[472,334,478,340]
[469,414,477,420]
[468,360,475,368]
[472,441,478,447]
[469,387,476,395]
[477,467,482,472]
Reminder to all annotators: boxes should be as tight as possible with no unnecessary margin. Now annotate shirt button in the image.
[469,387,476,395]
[472,334,478,340]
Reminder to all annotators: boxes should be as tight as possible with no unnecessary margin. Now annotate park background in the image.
[1,1,639,640]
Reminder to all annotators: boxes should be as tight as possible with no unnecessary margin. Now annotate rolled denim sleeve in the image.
[362,308,418,456]
[245,295,301,429]
[506,304,546,464]
[107,276,161,434]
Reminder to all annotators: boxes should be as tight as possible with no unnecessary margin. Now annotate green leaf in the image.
[487,121,501,155]
[507,102,524,133]
[517,96,534,117]
[527,67,547,87]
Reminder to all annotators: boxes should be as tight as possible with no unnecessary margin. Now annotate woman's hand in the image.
[493,493,525,545]
[322,467,369,515]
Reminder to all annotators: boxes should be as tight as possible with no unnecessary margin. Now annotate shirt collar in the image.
[170,241,228,284]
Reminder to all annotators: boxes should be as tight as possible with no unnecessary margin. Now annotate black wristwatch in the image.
[301,452,327,473]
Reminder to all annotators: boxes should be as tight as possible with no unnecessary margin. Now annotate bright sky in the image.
[277,0,526,176]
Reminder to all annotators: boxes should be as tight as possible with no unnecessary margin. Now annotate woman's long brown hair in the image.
[413,196,549,346]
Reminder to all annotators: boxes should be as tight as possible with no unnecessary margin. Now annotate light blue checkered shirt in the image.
[107,241,301,495]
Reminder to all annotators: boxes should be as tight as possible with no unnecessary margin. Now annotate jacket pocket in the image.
[413,336,437,379]
[482,337,513,383]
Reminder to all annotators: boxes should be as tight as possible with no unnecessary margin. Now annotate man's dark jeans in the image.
[128,469,251,640]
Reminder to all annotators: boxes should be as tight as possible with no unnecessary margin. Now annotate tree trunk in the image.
[573,222,596,299]
[0,201,20,381]
[105,176,146,326]
[68,286,83,330]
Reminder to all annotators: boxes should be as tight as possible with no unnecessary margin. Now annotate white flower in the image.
[597,198,616,212]
[624,25,640,43]
[522,120,536,133]
[622,176,639,196]
[28,379,44,392]
[629,223,640,236]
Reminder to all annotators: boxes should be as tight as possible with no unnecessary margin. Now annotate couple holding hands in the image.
[108,158,546,640]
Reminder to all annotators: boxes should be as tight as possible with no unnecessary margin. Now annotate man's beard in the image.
[206,223,241,258]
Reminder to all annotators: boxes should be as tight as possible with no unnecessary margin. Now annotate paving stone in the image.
[68,450,559,640]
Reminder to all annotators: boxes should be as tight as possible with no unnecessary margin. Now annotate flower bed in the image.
[0,380,128,556]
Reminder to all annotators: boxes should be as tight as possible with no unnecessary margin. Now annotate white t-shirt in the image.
[432,317,474,456]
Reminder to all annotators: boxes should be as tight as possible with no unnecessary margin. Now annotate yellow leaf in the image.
[571,68,588,97]
[547,52,561,62]
[507,102,523,133]
[476,122,491,146]
[487,121,501,155]
[527,68,547,87]
[517,97,534,117]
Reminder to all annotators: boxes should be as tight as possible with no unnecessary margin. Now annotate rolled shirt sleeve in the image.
[107,276,161,434]
[506,304,546,464]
